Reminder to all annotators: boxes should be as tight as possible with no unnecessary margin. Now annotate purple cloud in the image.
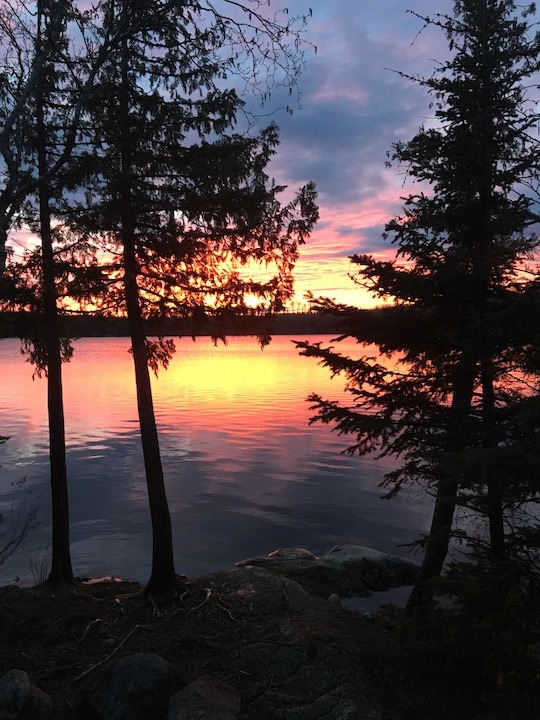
[251,0,456,303]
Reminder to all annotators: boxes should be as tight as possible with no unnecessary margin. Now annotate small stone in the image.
[328,593,341,608]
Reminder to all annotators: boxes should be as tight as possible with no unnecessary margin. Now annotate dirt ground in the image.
[0,569,483,720]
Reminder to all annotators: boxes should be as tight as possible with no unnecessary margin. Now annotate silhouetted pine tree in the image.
[1,0,316,597]
[56,0,317,600]
[297,0,540,611]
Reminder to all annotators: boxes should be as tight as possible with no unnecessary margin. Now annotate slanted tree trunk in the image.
[122,236,178,598]
[406,351,477,613]
[118,15,177,600]
[36,0,74,588]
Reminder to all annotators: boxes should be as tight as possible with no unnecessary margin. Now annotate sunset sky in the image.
[262,0,454,308]
[8,0,463,309]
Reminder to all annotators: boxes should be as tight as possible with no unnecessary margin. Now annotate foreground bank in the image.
[0,545,534,719]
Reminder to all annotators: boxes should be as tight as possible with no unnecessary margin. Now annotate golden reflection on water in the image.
[1,334,400,446]
[0,335,433,584]
[155,336,335,422]
[1,334,359,449]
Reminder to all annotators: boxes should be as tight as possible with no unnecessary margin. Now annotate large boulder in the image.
[166,676,241,720]
[80,652,176,720]
[272,687,382,720]
[237,544,419,597]
[319,545,419,594]
[0,669,51,720]
[207,564,332,615]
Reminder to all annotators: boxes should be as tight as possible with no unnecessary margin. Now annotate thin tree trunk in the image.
[481,355,505,562]
[406,352,477,613]
[0,227,6,276]
[36,0,74,587]
[118,14,177,599]
[122,240,177,597]
[473,17,505,562]
[0,192,16,278]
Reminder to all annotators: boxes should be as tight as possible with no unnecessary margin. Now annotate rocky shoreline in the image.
[0,545,479,720]
[235,545,419,599]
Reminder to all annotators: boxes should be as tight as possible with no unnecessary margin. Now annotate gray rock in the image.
[328,592,342,608]
[0,669,51,720]
[319,545,419,594]
[80,652,176,720]
[274,690,382,720]
[256,667,383,720]
[208,565,331,615]
[167,676,240,719]
[229,618,311,682]
[235,548,338,597]
[236,545,419,598]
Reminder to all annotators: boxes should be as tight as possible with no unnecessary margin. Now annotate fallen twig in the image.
[68,622,151,688]
[186,587,212,613]
[76,618,105,645]
[67,587,212,690]
[214,601,235,621]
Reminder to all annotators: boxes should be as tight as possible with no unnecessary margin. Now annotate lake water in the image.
[0,335,432,585]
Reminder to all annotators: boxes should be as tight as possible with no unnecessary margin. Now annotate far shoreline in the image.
[0,311,351,339]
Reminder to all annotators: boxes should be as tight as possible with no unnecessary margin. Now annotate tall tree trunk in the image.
[406,351,477,613]
[36,0,74,587]
[473,16,505,562]
[481,355,505,562]
[119,14,177,599]
[0,227,6,276]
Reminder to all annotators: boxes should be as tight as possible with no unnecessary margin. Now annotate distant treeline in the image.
[0,311,361,339]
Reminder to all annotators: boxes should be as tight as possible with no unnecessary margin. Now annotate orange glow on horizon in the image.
[9,193,401,312]
[281,193,403,309]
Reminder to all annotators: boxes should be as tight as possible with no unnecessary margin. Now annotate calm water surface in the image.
[0,335,431,584]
